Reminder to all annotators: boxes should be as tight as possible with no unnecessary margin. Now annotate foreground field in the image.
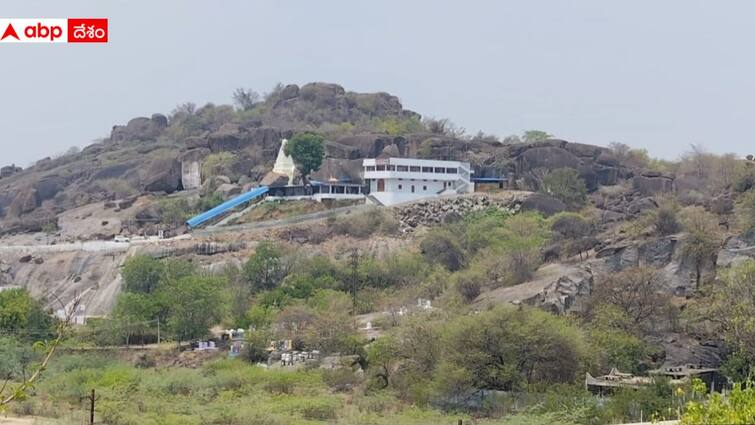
[7,353,578,425]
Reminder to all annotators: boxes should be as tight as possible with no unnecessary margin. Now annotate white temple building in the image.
[272,138,297,185]
[362,157,474,205]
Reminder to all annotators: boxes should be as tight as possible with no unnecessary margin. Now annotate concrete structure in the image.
[181,160,202,190]
[586,364,726,395]
[362,157,474,205]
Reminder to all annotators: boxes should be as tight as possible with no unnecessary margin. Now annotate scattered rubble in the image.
[393,192,529,231]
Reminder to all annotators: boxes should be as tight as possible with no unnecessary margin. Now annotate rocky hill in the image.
[0,82,656,239]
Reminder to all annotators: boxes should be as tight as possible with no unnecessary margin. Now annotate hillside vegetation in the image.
[2,83,755,423]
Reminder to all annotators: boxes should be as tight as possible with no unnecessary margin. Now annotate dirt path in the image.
[0,417,58,425]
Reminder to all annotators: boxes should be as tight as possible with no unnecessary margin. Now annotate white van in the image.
[114,235,130,243]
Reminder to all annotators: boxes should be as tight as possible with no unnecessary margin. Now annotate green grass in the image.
[8,354,574,425]
[236,199,358,224]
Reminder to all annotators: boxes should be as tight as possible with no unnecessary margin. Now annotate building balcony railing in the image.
[363,170,468,181]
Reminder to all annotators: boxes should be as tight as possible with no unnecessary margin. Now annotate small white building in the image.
[362,157,474,205]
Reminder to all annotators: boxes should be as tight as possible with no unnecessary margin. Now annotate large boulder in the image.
[474,263,594,314]
[514,146,580,188]
[310,159,364,183]
[141,157,182,193]
[412,135,485,162]
[633,172,674,195]
[280,84,300,100]
[335,134,406,158]
[519,193,566,216]
[563,142,607,159]
[33,175,67,204]
[208,123,244,152]
[0,164,22,179]
[185,135,210,150]
[493,140,626,192]
[647,333,726,368]
[325,141,362,160]
[594,234,714,296]
[7,187,39,217]
[216,183,241,198]
[594,165,619,186]
[91,162,139,180]
[208,125,284,159]
[0,209,58,236]
[110,114,167,142]
[249,127,287,159]
[299,82,346,103]
[626,197,658,215]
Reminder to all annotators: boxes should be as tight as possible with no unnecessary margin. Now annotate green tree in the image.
[0,288,35,331]
[680,206,722,288]
[165,275,226,343]
[244,304,276,330]
[550,212,592,240]
[686,261,755,361]
[243,241,283,292]
[112,292,161,345]
[161,258,198,286]
[0,337,34,381]
[285,132,325,184]
[541,168,588,209]
[586,305,648,374]
[243,328,273,363]
[682,379,755,424]
[367,335,399,388]
[522,130,552,143]
[0,297,75,411]
[498,213,549,283]
[157,197,193,227]
[122,255,164,294]
[439,306,586,393]
[651,201,682,236]
[0,288,54,339]
[739,190,755,234]
[419,230,465,271]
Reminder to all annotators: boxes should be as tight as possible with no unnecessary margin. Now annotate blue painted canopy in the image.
[186,186,269,228]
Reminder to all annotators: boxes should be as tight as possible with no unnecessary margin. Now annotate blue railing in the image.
[186,186,269,228]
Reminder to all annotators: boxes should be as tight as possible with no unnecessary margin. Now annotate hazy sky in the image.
[1,0,754,167]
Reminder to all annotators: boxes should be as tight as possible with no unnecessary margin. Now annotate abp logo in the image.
[0,18,108,43]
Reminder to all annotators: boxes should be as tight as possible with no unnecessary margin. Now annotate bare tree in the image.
[172,102,196,116]
[232,88,260,111]
[423,117,466,138]
[588,267,672,335]
[502,134,522,145]
[470,131,499,144]
[608,142,631,158]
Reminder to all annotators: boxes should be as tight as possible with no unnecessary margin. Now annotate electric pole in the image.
[87,388,99,425]
[349,249,359,315]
